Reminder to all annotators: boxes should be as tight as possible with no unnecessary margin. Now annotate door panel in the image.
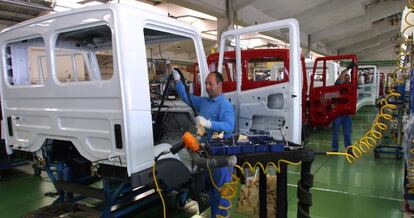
[309,55,358,126]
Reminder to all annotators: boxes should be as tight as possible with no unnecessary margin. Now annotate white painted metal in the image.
[218,19,302,145]
[305,60,340,89]
[356,65,379,111]
[0,3,208,176]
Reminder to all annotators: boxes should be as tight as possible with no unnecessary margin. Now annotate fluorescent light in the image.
[83,1,103,6]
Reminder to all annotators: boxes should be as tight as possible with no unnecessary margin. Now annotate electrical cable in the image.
[174,67,198,116]
[153,159,167,218]
[152,150,171,218]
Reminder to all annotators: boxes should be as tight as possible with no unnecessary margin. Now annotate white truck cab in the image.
[356,65,379,111]
[0,3,302,179]
[305,60,340,90]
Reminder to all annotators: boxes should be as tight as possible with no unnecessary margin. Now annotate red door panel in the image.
[309,55,358,126]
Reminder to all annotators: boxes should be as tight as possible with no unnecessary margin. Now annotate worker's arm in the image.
[175,80,202,111]
[336,68,348,84]
[336,62,356,84]
[210,105,235,133]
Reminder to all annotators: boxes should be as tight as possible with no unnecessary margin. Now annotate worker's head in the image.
[205,72,223,98]
[344,74,351,83]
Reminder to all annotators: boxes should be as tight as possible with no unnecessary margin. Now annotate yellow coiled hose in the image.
[207,159,302,218]
[326,6,414,163]
[326,79,401,163]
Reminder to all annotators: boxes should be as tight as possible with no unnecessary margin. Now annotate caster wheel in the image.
[176,192,188,210]
[32,164,41,176]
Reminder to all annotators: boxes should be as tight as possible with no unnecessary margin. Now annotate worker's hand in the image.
[346,62,357,70]
[172,67,181,81]
[195,116,212,129]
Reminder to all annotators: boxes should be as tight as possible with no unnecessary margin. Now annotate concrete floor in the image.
[0,106,406,218]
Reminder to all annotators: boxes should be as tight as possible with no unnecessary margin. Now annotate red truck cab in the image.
[193,49,357,126]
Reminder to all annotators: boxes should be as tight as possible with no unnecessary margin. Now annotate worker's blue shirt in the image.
[175,81,235,139]
[335,79,343,85]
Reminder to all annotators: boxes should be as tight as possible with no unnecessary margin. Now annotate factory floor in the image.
[0,106,406,218]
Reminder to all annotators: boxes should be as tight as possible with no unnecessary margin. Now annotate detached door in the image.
[309,55,358,126]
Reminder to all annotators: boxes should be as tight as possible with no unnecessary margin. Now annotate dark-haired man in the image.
[172,68,235,218]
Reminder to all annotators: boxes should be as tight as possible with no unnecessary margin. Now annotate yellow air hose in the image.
[207,159,302,218]
[153,6,414,215]
[152,160,167,218]
[325,75,401,163]
[325,8,414,163]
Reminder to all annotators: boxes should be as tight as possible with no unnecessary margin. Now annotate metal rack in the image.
[235,148,315,218]
[373,97,405,159]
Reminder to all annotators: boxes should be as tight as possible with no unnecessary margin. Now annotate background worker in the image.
[172,67,235,218]
[331,62,356,153]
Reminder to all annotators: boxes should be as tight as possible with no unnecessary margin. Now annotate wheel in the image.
[176,192,189,210]
[374,153,380,159]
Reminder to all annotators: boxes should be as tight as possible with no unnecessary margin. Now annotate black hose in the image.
[153,68,198,142]
[189,152,237,169]
[156,68,198,117]
[174,67,198,116]
[156,73,174,116]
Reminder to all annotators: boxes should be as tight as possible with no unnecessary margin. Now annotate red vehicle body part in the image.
[193,49,309,122]
[309,55,358,126]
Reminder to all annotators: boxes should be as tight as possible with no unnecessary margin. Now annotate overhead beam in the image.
[341,59,397,67]
[0,0,53,11]
[327,20,399,50]
[0,23,7,30]
[310,0,403,43]
[164,0,226,17]
[338,30,397,54]
[79,0,109,3]
[357,44,396,61]
[237,5,309,50]
[166,0,336,55]
[0,10,35,22]
[0,18,18,26]
[355,40,395,59]
[294,0,363,34]
[231,0,253,10]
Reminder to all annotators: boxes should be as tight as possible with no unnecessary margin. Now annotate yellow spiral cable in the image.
[326,86,400,163]
[326,58,404,163]
[326,10,414,163]
[207,159,302,218]
[409,0,414,9]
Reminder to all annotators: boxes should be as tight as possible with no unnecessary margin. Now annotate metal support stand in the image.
[39,154,158,218]
[374,101,404,159]
[259,167,267,218]
[236,148,315,218]
[0,140,30,175]
[297,161,313,218]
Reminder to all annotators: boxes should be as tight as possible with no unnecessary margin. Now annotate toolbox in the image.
[207,135,285,156]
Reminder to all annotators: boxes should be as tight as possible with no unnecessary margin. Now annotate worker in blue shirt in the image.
[332,62,356,154]
[172,68,235,218]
